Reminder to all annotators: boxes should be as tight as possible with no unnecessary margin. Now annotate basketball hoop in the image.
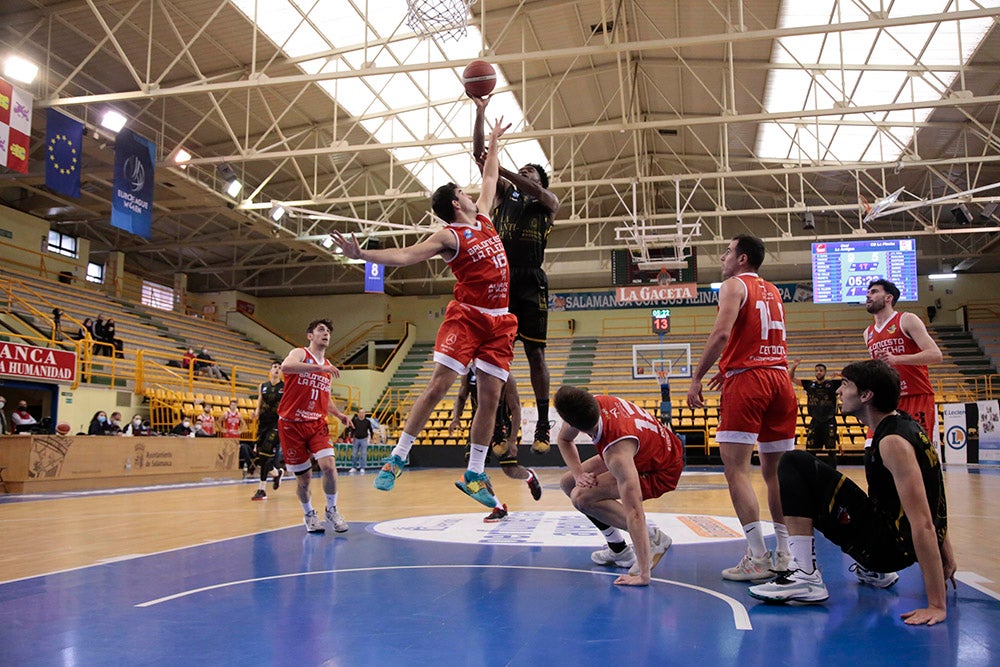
[653,360,672,387]
[406,0,477,42]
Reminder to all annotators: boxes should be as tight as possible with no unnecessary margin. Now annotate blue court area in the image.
[1,513,997,666]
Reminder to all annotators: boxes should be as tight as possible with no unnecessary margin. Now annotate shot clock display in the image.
[811,239,918,304]
[651,308,671,334]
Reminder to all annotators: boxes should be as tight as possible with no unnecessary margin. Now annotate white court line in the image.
[955,571,1000,601]
[135,564,753,631]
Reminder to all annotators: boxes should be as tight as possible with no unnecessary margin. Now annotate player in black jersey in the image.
[789,360,842,466]
[472,95,560,455]
[749,359,956,625]
[251,362,285,501]
[450,369,543,521]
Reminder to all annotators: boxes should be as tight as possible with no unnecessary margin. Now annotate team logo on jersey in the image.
[510,191,520,201]
[887,325,897,334]
[463,229,473,240]
[446,333,457,345]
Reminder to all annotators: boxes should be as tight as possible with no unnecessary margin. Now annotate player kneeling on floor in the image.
[554,385,684,586]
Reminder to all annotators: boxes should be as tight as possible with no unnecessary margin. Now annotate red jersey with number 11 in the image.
[719,273,788,374]
[278,348,332,422]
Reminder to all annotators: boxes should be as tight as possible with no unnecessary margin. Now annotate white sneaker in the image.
[722,550,774,581]
[748,568,829,605]
[326,507,349,533]
[773,550,792,572]
[629,529,673,576]
[591,544,637,569]
[304,509,325,533]
[850,562,899,588]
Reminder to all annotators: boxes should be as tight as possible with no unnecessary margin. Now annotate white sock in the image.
[601,526,625,545]
[326,493,338,509]
[301,500,314,514]
[258,481,266,491]
[788,535,816,574]
[773,522,790,554]
[743,521,768,558]
[391,432,416,460]
[467,444,488,473]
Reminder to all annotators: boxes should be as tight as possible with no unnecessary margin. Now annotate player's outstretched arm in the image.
[477,118,509,214]
[498,165,560,215]
[330,229,456,267]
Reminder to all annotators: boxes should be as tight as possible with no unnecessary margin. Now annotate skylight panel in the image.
[230,0,550,197]
[755,1,999,163]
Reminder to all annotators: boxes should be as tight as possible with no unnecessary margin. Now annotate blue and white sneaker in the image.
[374,455,406,491]
[748,568,829,605]
[850,562,899,588]
[455,470,499,508]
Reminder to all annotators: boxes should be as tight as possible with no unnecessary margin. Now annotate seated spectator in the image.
[103,318,124,358]
[181,348,197,370]
[123,414,153,436]
[171,418,194,437]
[71,318,95,342]
[195,347,228,381]
[194,402,217,437]
[87,411,116,436]
[108,411,124,434]
[11,401,38,433]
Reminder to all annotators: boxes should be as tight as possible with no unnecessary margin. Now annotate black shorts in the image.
[806,417,838,450]
[256,423,280,457]
[509,267,548,346]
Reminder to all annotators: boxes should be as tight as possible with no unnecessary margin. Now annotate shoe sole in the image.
[748,589,829,605]
[331,524,349,533]
[483,516,508,523]
[306,527,325,533]
[251,496,267,501]
[858,576,899,589]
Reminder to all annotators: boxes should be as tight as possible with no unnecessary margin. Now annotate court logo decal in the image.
[371,511,768,546]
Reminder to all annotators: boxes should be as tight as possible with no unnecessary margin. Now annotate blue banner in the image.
[111,129,155,239]
[45,109,83,199]
[549,282,812,311]
[364,261,384,293]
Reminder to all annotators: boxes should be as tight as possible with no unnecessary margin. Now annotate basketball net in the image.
[406,0,477,42]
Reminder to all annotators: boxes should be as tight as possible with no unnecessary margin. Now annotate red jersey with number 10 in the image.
[444,213,509,311]
[278,348,332,422]
[719,273,788,374]
[864,311,934,397]
[593,395,683,473]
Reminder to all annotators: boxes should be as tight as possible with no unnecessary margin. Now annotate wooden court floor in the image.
[1,464,998,665]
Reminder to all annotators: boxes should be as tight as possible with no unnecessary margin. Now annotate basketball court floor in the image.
[1,465,998,666]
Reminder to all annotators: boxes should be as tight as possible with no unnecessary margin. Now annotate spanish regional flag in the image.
[45,109,84,198]
[0,77,33,174]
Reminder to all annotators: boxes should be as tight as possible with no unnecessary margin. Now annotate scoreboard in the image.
[811,239,918,304]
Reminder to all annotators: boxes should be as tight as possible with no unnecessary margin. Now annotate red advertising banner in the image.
[0,341,77,383]
[235,299,255,315]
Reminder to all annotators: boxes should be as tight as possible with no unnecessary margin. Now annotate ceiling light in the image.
[803,212,815,230]
[226,180,243,197]
[321,236,334,249]
[3,55,38,84]
[269,204,287,222]
[928,273,957,281]
[100,110,127,133]
[170,147,192,167]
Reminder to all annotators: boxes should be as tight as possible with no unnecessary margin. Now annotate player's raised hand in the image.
[329,231,362,260]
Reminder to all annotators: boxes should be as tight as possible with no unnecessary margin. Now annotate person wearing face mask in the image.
[107,411,124,435]
[0,396,9,435]
[88,411,115,436]
[123,414,152,436]
[12,401,38,433]
[172,418,194,437]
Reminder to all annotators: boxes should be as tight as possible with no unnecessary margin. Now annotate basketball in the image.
[56,422,72,435]
[462,60,496,98]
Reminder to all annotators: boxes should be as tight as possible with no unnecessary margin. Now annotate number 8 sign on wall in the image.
[365,261,384,293]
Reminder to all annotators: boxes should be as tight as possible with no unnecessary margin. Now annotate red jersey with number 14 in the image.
[865,311,934,397]
[278,348,332,422]
[593,395,683,473]
[719,273,788,374]
[444,213,509,311]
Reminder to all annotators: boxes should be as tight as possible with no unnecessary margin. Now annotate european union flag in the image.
[45,109,83,199]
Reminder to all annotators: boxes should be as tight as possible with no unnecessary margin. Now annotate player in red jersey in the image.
[278,319,350,534]
[687,235,797,581]
[222,399,244,438]
[864,279,942,448]
[555,385,683,586]
[330,118,517,511]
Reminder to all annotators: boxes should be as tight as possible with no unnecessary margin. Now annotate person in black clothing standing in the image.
[789,361,842,466]
[251,362,284,500]
[350,409,375,474]
[749,360,956,625]
[472,95,560,455]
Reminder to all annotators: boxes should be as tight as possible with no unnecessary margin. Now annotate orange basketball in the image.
[462,60,496,98]
[56,422,72,435]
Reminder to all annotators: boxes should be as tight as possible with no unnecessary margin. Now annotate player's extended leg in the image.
[497,445,542,500]
[316,455,347,533]
[719,441,773,580]
[375,364,459,491]
[455,371,504,509]
[524,341,551,453]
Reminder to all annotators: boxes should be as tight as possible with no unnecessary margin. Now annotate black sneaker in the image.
[251,489,267,501]
[531,424,550,454]
[526,468,542,501]
[484,504,508,523]
[272,469,282,490]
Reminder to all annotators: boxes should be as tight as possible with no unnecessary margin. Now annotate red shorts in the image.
[637,431,684,500]
[279,419,333,472]
[865,393,938,446]
[717,367,797,452]
[434,301,518,380]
